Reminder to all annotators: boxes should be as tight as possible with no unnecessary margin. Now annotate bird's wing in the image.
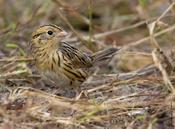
[59,42,93,68]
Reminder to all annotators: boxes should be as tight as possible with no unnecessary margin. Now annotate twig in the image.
[0,57,33,62]
[84,14,172,40]
[157,2,175,22]
[93,21,147,39]
[52,0,90,25]
[52,0,88,45]
[152,49,175,92]
[123,24,175,50]
[88,0,94,50]
[82,64,158,90]
[148,2,175,92]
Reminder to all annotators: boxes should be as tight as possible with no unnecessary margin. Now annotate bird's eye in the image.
[47,30,53,35]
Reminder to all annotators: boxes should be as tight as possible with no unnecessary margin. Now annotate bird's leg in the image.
[75,89,83,100]
[75,85,89,100]
[75,90,88,100]
[69,80,88,100]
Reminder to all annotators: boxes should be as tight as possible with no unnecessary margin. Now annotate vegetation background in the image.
[0,0,175,129]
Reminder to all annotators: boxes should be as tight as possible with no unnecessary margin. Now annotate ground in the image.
[0,0,175,129]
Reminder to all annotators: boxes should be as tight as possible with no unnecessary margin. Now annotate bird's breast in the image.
[33,47,88,83]
[34,49,71,85]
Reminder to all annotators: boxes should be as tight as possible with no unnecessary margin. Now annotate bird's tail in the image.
[92,47,121,65]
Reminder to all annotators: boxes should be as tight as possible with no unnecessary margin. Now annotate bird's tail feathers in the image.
[92,47,120,65]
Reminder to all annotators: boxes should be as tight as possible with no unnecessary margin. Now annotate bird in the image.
[29,24,120,96]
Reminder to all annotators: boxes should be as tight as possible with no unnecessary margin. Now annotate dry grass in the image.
[0,0,175,129]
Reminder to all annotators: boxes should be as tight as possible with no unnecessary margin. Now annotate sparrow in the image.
[29,24,120,89]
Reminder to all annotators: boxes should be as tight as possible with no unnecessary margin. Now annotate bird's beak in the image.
[58,31,68,37]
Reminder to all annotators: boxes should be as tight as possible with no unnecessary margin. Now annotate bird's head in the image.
[31,24,68,48]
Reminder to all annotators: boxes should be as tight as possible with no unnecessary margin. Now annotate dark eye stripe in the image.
[32,34,40,39]
[32,32,44,39]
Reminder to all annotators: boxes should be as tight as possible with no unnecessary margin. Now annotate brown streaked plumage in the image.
[30,24,120,85]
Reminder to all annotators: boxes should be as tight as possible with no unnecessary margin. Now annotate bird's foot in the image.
[75,90,88,101]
